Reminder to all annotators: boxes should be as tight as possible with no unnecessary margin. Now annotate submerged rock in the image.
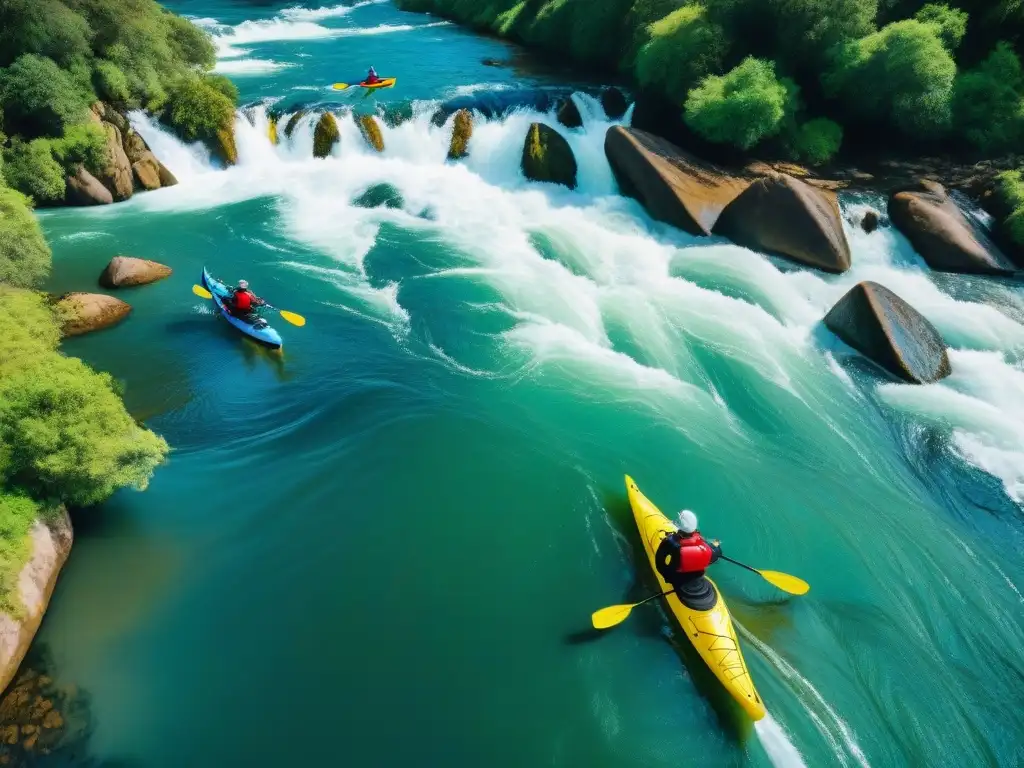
[96,122,134,201]
[353,183,404,209]
[284,110,308,139]
[521,123,577,189]
[601,87,628,120]
[99,256,172,288]
[447,109,473,160]
[861,209,881,233]
[381,102,414,128]
[57,293,131,336]
[604,126,748,235]
[357,114,385,152]
[65,165,113,206]
[824,281,950,384]
[713,172,852,273]
[556,98,582,129]
[313,113,340,158]
[0,510,72,694]
[888,180,1015,275]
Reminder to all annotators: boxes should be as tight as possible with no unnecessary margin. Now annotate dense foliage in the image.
[0,0,234,200]
[397,0,1024,162]
[995,170,1024,248]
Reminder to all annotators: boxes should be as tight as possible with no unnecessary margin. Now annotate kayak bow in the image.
[201,268,283,350]
[625,475,766,721]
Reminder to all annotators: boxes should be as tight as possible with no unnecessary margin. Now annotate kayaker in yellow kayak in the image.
[655,510,723,610]
[364,66,382,85]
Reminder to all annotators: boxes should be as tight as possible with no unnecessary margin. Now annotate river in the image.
[28,0,1024,765]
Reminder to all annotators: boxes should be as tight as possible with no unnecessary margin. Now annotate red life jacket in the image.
[677,532,713,573]
[233,289,253,312]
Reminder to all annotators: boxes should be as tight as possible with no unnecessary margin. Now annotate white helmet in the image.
[677,509,698,534]
[238,279,249,290]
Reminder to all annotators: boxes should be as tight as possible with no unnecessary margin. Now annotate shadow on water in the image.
[0,645,135,768]
[164,317,290,382]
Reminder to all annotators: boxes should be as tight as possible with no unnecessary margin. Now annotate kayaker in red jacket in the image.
[365,66,381,85]
[655,510,722,609]
[225,280,265,319]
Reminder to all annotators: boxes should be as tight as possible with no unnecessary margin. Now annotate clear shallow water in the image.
[28,2,1024,766]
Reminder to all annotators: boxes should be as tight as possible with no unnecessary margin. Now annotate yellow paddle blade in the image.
[758,569,810,595]
[278,309,306,327]
[192,284,213,299]
[332,83,350,90]
[591,603,637,630]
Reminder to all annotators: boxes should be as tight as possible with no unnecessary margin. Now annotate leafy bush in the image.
[684,57,795,149]
[206,74,240,105]
[165,13,216,71]
[0,492,41,617]
[2,139,66,203]
[633,5,726,104]
[163,74,235,144]
[52,123,109,175]
[93,59,132,104]
[789,117,844,164]
[0,0,93,68]
[0,288,61,375]
[823,19,956,137]
[0,54,92,137]
[914,3,968,50]
[995,169,1024,247]
[0,354,169,506]
[953,42,1024,152]
[0,187,52,287]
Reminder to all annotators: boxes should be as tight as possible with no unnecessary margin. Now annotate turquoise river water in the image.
[26,1,1024,765]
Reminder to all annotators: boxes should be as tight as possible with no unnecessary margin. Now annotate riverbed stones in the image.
[56,293,131,336]
[521,123,577,189]
[99,256,172,288]
[65,165,113,206]
[601,87,628,119]
[604,126,748,235]
[888,180,1015,275]
[447,109,473,160]
[557,98,583,129]
[357,114,385,152]
[824,281,951,383]
[313,113,340,158]
[714,172,852,273]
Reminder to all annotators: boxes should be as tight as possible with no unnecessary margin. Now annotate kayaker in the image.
[365,66,381,85]
[655,510,722,610]
[225,279,265,320]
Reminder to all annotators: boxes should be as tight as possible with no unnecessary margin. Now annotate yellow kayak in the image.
[625,475,766,721]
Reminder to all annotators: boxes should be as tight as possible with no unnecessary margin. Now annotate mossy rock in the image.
[268,117,279,146]
[313,113,340,159]
[353,183,404,209]
[215,124,238,165]
[284,110,308,139]
[447,109,473,160]
[556,98,582,129]
[357,114,385,152]
[521,123,577,189]
[381,102,414,128]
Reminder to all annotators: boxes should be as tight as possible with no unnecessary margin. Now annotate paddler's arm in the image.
[708,538,723,564]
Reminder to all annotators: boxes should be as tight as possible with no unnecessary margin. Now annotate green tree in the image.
[163,74,235,143]
[0,54,92,137]
[633,5,726,104]
[51,123,109,175]
[914,3,968,50]
[93,59,131,104]
[995,169,1024,247]
[823,19,956,138]
[684,57,795,150]
[953,42,1024,152]
[0,0,92,68]
[0,187,51,287]
[2,139,66,203]
[0,354,169,506]
[788,117,844,164]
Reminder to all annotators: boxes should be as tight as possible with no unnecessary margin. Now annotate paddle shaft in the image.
[636,590,675,607]
[720,554,760,575]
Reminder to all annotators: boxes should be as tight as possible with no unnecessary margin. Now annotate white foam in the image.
[756,714,809,768]
[280,0,386,21]
[127,111,215,180]
[334,21,450,36]
[214,59,293,74]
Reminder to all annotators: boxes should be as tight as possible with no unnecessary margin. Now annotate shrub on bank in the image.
[684,58,795,150]
[0,188,51,288]
[788,118,844,165]
[633,5,725,105]
[2,140,67,204]
[995,169,1024,247]
[953,42,1024,153]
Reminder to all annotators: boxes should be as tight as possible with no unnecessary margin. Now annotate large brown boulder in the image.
[96,122,134,201]
[65,166,113,206]
[888,180,1015,275]
[447,109,472,160]
[522,123,577,189]
[556,98,582,129]
[713,172,852,273]
[313,113,340,159]
[132,153,162,191]
[99,256,172,288]
[357,114,385,152]
[824,281,950,384]
[157,162,178,187]
[604,126,748,235]
[122,129,149,164]
[56,293,131,336]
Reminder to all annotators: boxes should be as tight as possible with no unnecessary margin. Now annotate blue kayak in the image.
[201,268,283,349]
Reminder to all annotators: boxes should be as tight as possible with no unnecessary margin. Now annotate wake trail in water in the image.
[756,715,808,768]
